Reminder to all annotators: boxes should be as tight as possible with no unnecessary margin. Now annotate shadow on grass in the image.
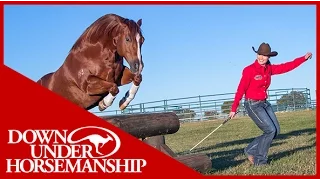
[207,143,315,173]
[268,142,316,163]
[181,128,315,155]
[177,128,315,172]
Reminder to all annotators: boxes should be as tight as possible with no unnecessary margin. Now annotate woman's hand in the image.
[305,52,312,60]
[229,111,236,119]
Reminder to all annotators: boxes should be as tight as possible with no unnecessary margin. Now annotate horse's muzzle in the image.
[129,61,141,74]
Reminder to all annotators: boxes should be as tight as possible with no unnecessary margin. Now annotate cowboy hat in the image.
[252,42,278,57]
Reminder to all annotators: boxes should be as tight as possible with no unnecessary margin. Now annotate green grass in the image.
[165,110,316,175]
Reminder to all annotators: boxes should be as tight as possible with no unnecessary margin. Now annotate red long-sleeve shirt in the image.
[231,55,307,112]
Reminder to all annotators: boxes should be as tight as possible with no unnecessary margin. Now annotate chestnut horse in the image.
[37,14,145,111]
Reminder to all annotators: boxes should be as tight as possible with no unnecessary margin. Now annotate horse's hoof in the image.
[119,97,127,110]
[119,91,130,110]
[119,105,127,110]
[98,101,107,111]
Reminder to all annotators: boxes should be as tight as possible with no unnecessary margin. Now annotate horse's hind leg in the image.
[116,67,142,110]
[36,72,54,88]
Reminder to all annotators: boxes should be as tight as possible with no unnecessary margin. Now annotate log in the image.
[99,112,180,139]
[142,135,177,157]
[143,136,212,173]
[100,112,211,173]
[175,153,212,173]
[142,135,164,149]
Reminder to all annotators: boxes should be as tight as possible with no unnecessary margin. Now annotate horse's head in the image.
[70,14,145,75]
[113,18,145,75]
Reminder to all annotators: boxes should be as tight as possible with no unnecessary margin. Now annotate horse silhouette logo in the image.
[67,126,121,158]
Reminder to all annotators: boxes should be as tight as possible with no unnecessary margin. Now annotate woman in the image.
[229,42,312,166]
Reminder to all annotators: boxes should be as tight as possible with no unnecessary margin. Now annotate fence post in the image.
[214,102,217,113]
[143,103,145,113]
[306,88,310,109]
[130,105,133,113]
[292,88,295,111]
[189,104,191,122]
[199,95,203,121]
[164,100,167,112]
[275,92,279,112]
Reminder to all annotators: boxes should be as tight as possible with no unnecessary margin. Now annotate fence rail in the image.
[92,87,315,123]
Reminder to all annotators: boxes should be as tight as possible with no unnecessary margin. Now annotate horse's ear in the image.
[137,19,142,27]
[113,36,118,47]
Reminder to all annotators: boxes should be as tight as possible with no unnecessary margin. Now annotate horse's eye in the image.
[126,37,130,42]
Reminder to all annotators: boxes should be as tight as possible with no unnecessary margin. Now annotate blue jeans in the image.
[244,99,280,166]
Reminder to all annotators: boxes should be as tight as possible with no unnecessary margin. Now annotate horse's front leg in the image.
[116,67,142,110]
[85,75,119,111]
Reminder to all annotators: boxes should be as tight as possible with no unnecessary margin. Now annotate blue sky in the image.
[4,5,316,113]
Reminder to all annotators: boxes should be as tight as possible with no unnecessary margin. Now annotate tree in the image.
[204,110,219,120]
[221,100,245,114]
[221,100,233,114]
[173,108,196,120]
[276,91,307,108]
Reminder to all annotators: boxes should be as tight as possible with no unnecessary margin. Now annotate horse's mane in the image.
[70,13,142,51]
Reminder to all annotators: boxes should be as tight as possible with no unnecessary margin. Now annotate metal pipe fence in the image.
[92,87,315,123]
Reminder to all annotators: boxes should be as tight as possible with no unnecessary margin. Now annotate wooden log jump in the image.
[99,112,212,173]
[100,112,180,139]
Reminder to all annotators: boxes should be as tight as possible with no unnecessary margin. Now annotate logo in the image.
[66,126,120,158]
[6,126,147,173]
[254,75,263,80]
